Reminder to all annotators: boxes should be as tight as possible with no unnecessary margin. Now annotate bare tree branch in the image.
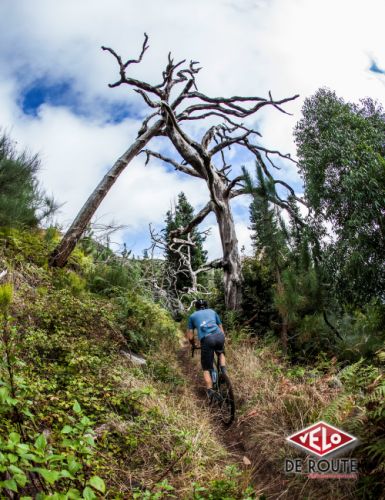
[209,131,252,157]
[141,149,203,178]
[224,175,246,197]
[133,88,160,108]
[161,101,206,176]
[169,201,214,238]
[180,91,299,119]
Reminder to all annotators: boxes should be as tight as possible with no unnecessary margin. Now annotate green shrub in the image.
[145,359,184,386]
[87,259,142,297]
[321,359,385,496]
[0,283,12,312]
[117,292,178,353]
[0,400,107,498]
[0,227,49,266]
[192,466,255,499]
[0,131,57,228]
[336,301,385,362]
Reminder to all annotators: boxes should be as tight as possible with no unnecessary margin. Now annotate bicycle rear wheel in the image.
[217,373,235,425]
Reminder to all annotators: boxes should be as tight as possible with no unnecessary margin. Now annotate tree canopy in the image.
[294,89,385,305]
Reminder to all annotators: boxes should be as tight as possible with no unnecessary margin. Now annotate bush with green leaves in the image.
[320,358,385,497]
[335,300,385,362]
[132,467,256,500]
[116,292,178,353]
[0,283,106,498]
[0,401,107,499]
[87,259,142,297]
[0,131,57,228]
[192,466,256,500]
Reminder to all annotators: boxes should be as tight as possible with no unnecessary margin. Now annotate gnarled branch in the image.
[141,149,202,178]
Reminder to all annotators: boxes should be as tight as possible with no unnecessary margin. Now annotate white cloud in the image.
[103,160,209,228]
[1,0,385,258]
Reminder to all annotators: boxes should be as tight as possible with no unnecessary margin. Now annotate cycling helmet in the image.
[195,299,208,310]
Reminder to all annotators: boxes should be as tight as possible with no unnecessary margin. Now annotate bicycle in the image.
[191,344,235,425]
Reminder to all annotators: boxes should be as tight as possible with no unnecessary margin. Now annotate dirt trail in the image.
[178,346,246,460]
[177,344,275,497]
[177,345,358,500]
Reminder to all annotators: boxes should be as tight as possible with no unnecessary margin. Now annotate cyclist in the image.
[186,299,227,400]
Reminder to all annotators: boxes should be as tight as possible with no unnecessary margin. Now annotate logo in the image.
[284,421,359,479]
[287,421,357,457]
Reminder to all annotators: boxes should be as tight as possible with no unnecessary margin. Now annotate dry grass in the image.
[95,338,241,498]
[226,340,358,499]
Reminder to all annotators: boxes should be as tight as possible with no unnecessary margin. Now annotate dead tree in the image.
[142,100,300,310]
[49,34,193,267]
[50,33,299,310]
[146,225,219,314]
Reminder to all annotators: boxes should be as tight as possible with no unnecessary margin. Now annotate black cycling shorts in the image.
[200,332,225,371]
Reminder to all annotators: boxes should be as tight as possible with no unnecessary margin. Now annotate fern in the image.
[320,393,352,424]
[365,440,385,461]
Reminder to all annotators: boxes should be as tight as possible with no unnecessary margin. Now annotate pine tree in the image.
[248,164,287,268]
[245,164,290,350]
[163,192,207,294]
[0,131,57,228]
[245,162,337,355]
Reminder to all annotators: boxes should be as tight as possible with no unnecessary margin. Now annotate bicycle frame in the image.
[191,345,220,387]
[191,344,235,425]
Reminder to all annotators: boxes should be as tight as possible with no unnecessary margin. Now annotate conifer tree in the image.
[163,192,207,294]
[245,162,339,354]
[245,164,290,351]
[0,132,57,228]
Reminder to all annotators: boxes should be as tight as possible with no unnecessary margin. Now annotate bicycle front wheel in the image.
[218,373,235,425]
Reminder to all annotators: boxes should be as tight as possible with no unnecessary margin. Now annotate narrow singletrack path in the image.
[177,343,277,497]
[176,343,359,500]
[178,345,245,459]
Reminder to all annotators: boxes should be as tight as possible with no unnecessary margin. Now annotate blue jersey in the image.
[188,308,222,340]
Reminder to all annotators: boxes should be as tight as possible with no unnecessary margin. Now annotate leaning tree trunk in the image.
[49,119,164,267]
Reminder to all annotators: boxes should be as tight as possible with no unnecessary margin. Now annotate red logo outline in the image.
[286,421,357,457]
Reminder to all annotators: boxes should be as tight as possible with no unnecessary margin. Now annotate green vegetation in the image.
[0,228,252,498]
[1,84,384,499]
[163,192,207,297]
[0,132,57,228]
[294,88,385,305]
[233,88,385,497]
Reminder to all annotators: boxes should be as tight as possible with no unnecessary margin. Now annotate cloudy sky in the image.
[1,0,385,258]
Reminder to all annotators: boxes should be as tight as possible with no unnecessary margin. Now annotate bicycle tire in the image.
[217,372,235,425]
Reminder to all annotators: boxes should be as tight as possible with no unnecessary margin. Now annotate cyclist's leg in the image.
[214,333,226,373]
[203,370,212,389]
[200,336,215,389]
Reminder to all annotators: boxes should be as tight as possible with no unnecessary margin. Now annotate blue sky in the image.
[1,0,385,259]
[369,60,385,75]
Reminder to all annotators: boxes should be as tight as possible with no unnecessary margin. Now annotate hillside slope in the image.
[0,229,254,499]
[0,229,383,499]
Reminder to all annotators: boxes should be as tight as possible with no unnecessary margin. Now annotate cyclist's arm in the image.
[215,312,225,336]
[186,329,195,345]
[186,316,196,345]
